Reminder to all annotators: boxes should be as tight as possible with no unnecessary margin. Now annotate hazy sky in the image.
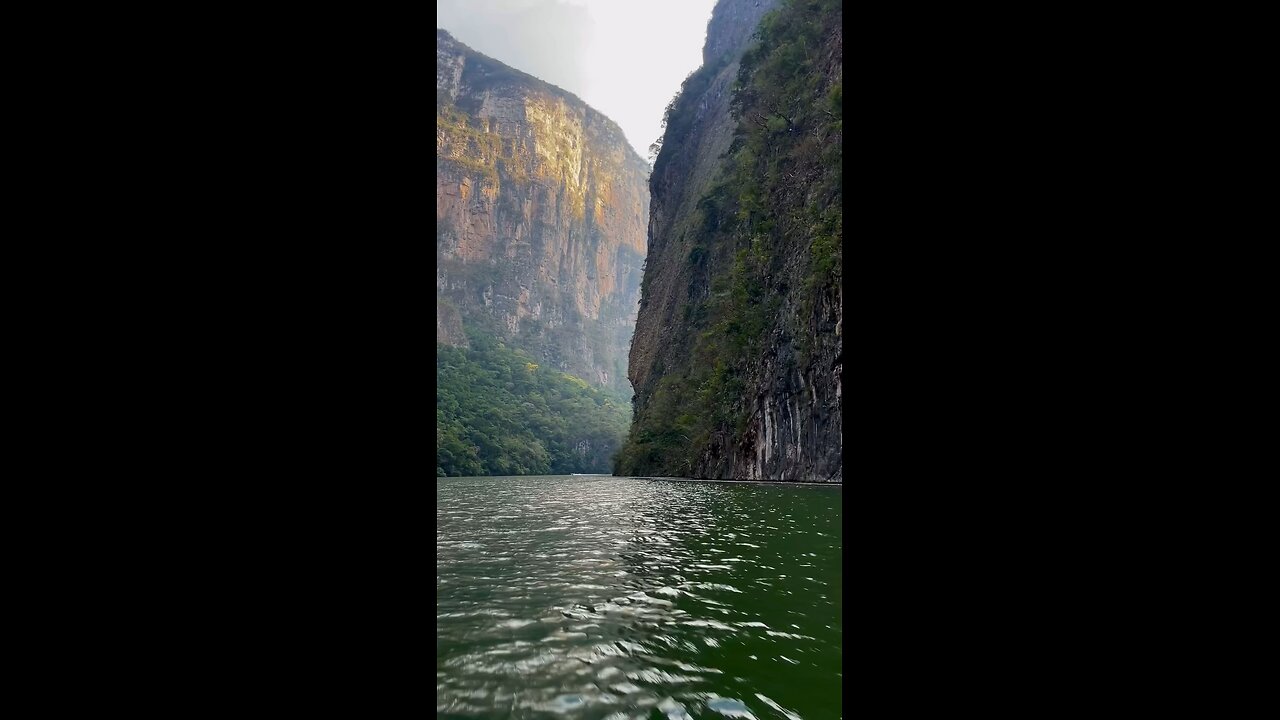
[438,0,719,161]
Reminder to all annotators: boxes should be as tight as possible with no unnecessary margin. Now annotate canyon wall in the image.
[617,0,842,481]
[436,30,649,391]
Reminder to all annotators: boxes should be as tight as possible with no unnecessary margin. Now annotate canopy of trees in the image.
[437,332,632,477]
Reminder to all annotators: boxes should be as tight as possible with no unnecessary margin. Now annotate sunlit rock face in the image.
[436,30,649,392]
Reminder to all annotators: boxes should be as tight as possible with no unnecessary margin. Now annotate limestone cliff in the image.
[436,30,649,391]
[617,0,842,481]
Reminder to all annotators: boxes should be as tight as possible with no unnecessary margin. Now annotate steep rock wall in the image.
[436,30,649,391]
[619,0,842,482]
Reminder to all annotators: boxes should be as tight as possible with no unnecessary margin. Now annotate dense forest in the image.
[437,331,632,477]
[617,0,842,478]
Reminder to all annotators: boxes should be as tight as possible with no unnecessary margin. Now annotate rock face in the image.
[436,30,649,391]
[618,0,842,482]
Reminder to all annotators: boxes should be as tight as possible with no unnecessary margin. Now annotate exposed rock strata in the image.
[436,30,649,391]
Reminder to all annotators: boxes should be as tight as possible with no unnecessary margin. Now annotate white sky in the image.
[438,0,719,161]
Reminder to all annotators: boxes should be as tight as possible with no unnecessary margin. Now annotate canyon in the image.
[436,29,649,393]
[617,0,843,481]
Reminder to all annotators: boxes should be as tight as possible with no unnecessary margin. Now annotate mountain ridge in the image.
[436,28,648,171]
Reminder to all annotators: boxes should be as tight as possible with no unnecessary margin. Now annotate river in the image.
[437,475,842,719]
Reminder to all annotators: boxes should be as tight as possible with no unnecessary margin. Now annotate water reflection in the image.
[437,476,841,719]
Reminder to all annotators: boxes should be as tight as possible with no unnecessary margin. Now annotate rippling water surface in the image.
[437,475,842,719]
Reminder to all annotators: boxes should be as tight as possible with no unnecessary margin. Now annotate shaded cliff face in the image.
[618,0,842,481]
[436,30,649,391]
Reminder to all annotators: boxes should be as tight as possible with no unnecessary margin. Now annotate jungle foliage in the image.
[437,329,632,477]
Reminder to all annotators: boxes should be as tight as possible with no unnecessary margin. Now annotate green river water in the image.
[437,475,842,719]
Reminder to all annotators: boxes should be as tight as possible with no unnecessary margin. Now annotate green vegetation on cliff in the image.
[437,330,632,477]
[616,0,841,477]
[437,101,502,182]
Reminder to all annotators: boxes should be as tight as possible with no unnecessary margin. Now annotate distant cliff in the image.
[617,0,842,481]
[436,30,649,392]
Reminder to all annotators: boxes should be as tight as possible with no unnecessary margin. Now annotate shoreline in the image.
[628,476,842,486]
[437,475,842,485]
